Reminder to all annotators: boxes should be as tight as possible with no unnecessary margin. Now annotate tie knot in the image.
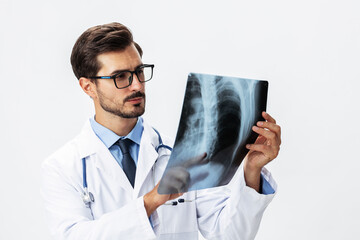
[118,138,131,155]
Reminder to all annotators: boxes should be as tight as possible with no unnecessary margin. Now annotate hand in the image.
[143,182,183,217]
[143,152,207,217]
[158,152,208,194]
[244,112,281,191]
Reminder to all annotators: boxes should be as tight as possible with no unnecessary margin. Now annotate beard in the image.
[97,90,146,118]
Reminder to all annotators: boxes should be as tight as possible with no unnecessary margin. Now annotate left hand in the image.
[244,112,281,191]
[245,111,281,169]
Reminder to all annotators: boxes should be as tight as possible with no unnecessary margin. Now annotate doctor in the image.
[41,22,281,240]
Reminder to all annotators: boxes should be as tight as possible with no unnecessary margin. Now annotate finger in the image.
[169,192,184,200]
[246,143,271,153]
[163,167,189,184]
[262,112,276,124]
[256,121,281,137]
[183,152,208,169]
[171,178,189,193]
[254,135,267,145]
[160,177,184,194]
[252,126,277,142]
[172,168,190,183]
[246,143,279,159]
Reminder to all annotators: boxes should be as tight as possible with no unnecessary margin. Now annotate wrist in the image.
[144,192,161,217]
[244,160,262,176]
[243,164,262,193]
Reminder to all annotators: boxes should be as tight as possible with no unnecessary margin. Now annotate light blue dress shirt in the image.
[89,117,274,195]
[90,117,143,168]
[261,175,274,194]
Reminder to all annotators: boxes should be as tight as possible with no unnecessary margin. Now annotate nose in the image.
[129,72,144,91]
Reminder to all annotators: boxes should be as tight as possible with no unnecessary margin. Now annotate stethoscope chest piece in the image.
[82,188,94,205]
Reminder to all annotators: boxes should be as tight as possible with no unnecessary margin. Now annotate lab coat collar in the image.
[77,119,100,159]
[76,118,162,197]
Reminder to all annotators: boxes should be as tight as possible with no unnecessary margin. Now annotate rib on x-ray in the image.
[158,73,268,194]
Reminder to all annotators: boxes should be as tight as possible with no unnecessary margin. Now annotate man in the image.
[41,22,281,240]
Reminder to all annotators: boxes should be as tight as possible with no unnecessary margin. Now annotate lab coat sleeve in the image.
[41,160,156,240]
[196,165,277,240]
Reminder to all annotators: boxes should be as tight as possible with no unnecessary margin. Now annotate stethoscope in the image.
[81,128,193,206]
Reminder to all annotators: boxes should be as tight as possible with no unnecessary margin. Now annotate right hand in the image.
[143,182,183,217]
[143,152,207,217]
[159,152,208,194]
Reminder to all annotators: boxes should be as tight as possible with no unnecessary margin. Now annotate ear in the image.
[79,77,97,99]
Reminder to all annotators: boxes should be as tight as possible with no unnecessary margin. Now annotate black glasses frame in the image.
[88,64,154,89]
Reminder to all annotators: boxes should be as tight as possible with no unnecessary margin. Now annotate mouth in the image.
[126,97,143,104]
[124,92,145,105]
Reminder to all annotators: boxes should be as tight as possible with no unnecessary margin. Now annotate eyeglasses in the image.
[89,64,154,89]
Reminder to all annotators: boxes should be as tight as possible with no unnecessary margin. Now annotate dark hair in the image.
[70,22,143,79]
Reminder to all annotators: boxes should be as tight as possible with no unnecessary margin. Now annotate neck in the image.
[94,111,138,137]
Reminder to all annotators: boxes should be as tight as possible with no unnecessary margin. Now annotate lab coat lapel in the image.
[95,143,134,193]
[133,122,159,198]
[78,120,134,194]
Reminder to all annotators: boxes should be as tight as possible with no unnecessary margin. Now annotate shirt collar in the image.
[89,116,144,148]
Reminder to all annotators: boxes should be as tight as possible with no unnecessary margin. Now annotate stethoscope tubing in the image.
[82,157,88,189]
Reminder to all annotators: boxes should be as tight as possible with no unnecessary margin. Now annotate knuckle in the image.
[275,125,281,133]
[261,121,268,127]
[269,132,276,139]
[273,147,280,158]
[263,145,270,151]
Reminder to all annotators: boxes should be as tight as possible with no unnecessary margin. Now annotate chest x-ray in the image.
[158,73,268,194]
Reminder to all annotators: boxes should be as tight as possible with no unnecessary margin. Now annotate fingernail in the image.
[257,122,263,126]
[246,144,250,148]
[253,126,259,130]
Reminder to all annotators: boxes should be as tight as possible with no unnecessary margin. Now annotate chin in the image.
[121,106,145,118]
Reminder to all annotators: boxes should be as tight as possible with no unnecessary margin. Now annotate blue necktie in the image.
[118,139,136,187]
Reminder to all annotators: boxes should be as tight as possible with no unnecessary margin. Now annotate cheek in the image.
[97,85,122,104]
[110,91,125,104]
[114,90,131,105]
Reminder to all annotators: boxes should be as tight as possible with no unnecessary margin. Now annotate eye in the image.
[115,72,129,81]
[136,67,144,75]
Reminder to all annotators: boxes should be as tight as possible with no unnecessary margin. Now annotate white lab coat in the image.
[41,119,277,240]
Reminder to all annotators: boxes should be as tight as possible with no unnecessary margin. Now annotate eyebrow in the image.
[109,63,144,76]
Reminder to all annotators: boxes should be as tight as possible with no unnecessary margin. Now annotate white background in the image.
[1,0,359,239]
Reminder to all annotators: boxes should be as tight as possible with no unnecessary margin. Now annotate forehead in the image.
[96,44,143,75]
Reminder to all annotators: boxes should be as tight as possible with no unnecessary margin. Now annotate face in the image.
[93,44,146,118]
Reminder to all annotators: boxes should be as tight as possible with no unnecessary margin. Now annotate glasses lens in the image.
[136,66,153,82]
[115,71,132,88]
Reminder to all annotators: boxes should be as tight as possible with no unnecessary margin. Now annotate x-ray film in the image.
[158,73,268,194]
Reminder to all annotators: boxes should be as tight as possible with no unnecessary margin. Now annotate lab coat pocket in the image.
[157,192,198,235]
